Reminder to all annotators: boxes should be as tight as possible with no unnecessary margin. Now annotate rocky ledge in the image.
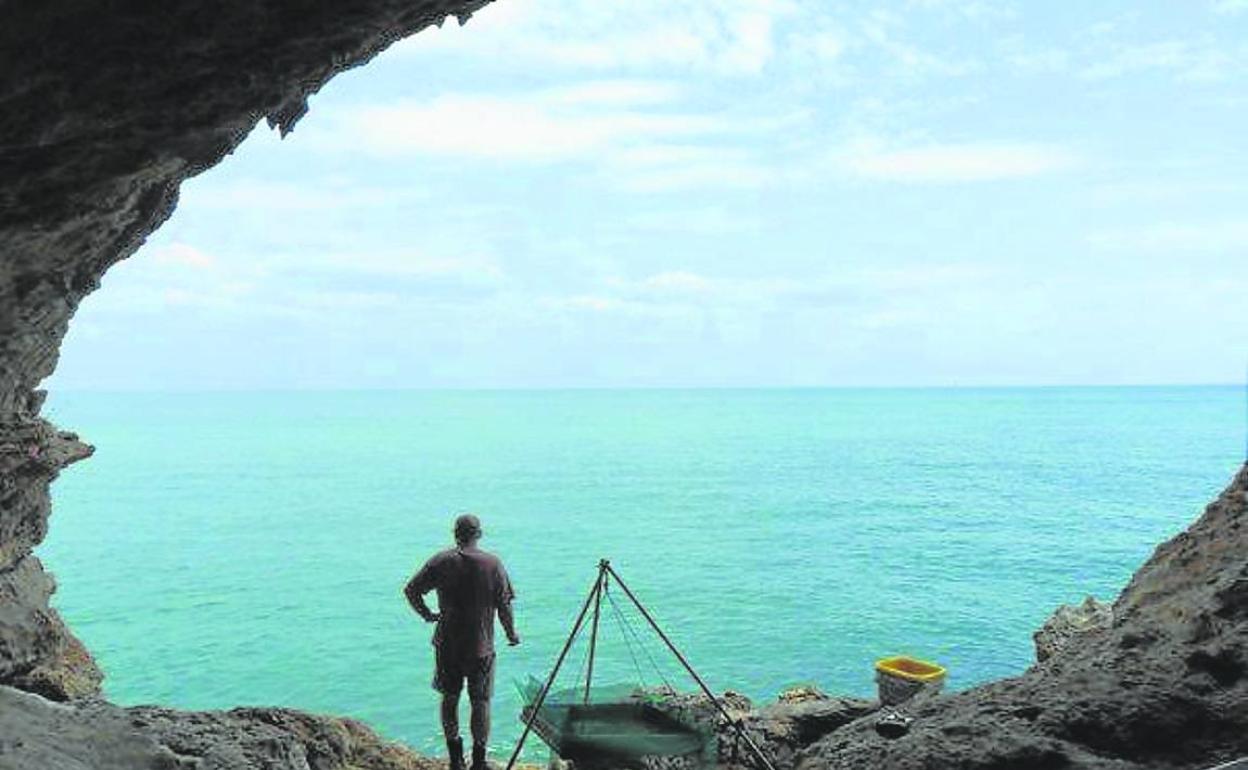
[0,684,442,770]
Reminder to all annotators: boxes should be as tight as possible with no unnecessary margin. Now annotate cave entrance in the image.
[25,1,1248,763]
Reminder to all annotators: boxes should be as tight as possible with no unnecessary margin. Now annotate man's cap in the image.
[454,513,482,541]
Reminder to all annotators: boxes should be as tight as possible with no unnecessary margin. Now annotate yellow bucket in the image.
[874,656,946,704]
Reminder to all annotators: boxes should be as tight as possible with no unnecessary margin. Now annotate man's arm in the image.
[496,563,520,645]
[498,600,519,646]
[403,561,440,623]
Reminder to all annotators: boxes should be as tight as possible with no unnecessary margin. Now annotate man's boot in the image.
[471,742,489,770]
[447,737,466,770]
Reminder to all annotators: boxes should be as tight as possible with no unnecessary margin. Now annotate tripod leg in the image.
[584,562,608,704]
[506,564,606,770]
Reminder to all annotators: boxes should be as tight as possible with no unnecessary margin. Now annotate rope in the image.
[606,587,675,693]
[570,625,592,698]
[606,585,650,688]
[551,590,594,702]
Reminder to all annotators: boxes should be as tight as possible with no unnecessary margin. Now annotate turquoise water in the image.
[40,387,1244,759]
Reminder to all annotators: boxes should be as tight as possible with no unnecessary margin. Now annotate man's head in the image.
[454,513,483,546]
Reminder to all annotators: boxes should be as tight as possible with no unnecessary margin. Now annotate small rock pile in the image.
[1033,595,1114,663]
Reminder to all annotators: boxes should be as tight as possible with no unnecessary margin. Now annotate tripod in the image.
[505,559,776,770]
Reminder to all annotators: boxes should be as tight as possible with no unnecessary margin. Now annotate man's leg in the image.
[435,648,466,770]
[441,692,461,742]
[441,693,466,770]
[469,697,491,748]
[466,655,495,770]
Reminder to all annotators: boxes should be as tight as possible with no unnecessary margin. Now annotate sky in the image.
[47,0,1248,390]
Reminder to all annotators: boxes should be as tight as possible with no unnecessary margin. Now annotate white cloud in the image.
[859,9,981,79]
[600,264,990,310]
[854,307,928,330]
[800,29,848,63]
[610,144,741,166]
[302,252,506,285]
[549,294,630,313]
[1087,180,1246,206]
[904,0,1018,23]
[285,290,402,311]
[841,141,1078,183]
[1082,39,1240,82]
[999,37,1071,74]
[336,84,731,162]
[609,152,782,192]
[625,207,763,235]
[640,271,714,294]
[97,239,507,326]
[1213,0,1248,15]
[606,272,801,306]
[319,80,794,193]
[1088,221,1248,254]
[184,180,426,211]
[150,242,216,269]
[541,80,685,106]
[524,264,1001,356]
[394,0,794,76]
[598,119,804,190]
[716,9,780,75]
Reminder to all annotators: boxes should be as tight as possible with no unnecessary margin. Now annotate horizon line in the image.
[41,381,1243,394]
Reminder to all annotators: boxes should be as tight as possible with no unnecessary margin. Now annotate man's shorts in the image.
[434,649,495,701]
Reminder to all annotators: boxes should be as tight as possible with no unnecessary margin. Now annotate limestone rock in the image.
[751,696,878,746]
[739,696,879,768]
[776,685,827,704]
[0,685,445,770]
[0,414,100,696]
[124,704,444,770]
[1034,595,1114,663]
[8,629,105,702]
[0,685,193,770]
[0,416,92,571]
[0,555,102,700]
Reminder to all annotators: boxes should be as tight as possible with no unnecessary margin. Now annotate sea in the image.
[39,386,1245,760]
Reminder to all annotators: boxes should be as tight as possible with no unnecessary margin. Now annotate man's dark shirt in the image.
[406,546,515,659]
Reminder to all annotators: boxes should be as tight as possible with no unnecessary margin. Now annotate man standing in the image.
[405,514,520,770]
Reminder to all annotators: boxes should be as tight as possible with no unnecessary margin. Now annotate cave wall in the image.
[0,0,492,698]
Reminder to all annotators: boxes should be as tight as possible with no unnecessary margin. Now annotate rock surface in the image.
[0,554,102,702]
[741,695,879,768]
[0,413,100,699]
[0,685,442,770]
